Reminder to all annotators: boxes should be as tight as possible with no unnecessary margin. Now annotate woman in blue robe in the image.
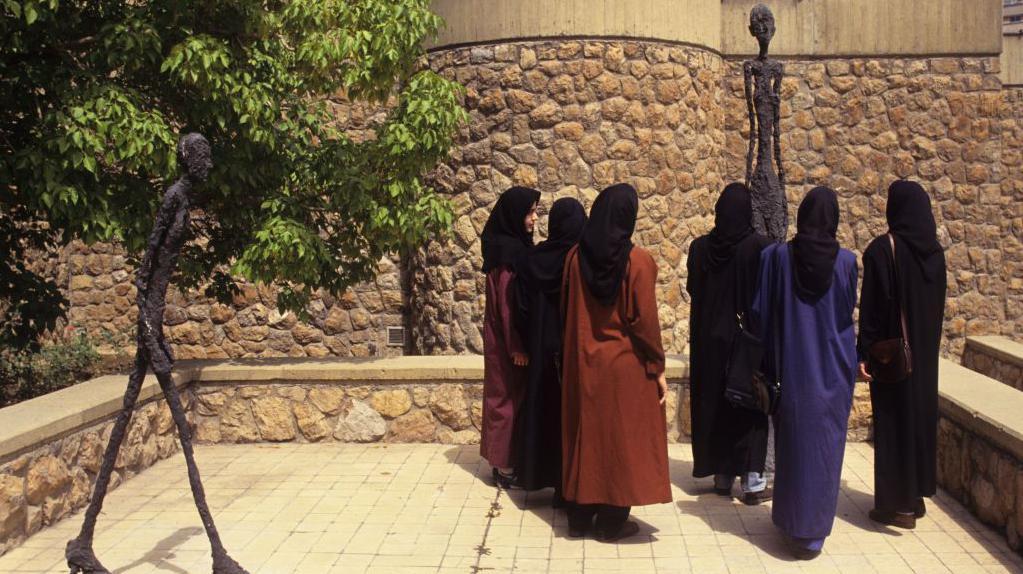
[752,186,858,559]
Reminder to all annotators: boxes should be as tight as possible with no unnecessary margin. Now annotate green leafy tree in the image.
[1,0,466,349]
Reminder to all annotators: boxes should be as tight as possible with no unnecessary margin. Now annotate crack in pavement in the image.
[470,485,504,573]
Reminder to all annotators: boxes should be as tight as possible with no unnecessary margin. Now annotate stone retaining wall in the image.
[191,381,685,446]
[938,415,1023,551]
[190,379,876,446]
[962,336,1023,390]
[0,391,192,555]
[936,360,1023,554]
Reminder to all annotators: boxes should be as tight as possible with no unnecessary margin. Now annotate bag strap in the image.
[560,247,576,322]
[888,233,910,343]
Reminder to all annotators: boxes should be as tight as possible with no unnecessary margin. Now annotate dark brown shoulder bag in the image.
[867,234,913,384]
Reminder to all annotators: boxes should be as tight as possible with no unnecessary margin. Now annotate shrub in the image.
[0,328,101,407]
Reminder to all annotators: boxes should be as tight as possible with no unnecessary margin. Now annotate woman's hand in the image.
[512,353,529,367]
[657,373,668,406]
[859,362,873,382]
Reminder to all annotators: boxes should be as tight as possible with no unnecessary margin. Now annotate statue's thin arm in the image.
[772,65,784,187]
[744,63,755,187]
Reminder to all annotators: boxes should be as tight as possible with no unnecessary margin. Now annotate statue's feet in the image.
[212,551,249,574]
[65,538,110,574]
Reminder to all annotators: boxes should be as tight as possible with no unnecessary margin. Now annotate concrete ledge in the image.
[966,336,1023,370]
[0,372,189,464]
[0,356,690,462]
[186,355,690,383]
[938,358,1023,461]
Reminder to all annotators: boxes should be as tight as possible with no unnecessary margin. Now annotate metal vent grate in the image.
[386,326,406,347]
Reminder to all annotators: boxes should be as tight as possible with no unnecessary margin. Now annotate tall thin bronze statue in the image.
[744,4,787,241]
[66,134,248,574]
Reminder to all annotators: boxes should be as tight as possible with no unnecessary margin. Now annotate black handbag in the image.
[724,310,781,416]
[867,234,913,384]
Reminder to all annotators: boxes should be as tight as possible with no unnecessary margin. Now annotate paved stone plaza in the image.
[0,443,1020,573]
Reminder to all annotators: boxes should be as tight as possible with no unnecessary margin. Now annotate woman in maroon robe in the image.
[561,183,671,542]
[481,186,540,486]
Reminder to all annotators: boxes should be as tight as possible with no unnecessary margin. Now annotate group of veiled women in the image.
[478,179,946,559]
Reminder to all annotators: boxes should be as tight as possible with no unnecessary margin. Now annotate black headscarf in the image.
[481,186,541,273]
[886,180,944,283]
[578,183,639,306]
[790,186,840,301]
[516,197,587,296]
[704,183,756,270]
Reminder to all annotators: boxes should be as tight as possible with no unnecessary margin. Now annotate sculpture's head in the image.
[178,133,212,183]
[748,4,776,52]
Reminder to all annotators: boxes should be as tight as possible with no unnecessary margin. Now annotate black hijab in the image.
[886,180,944,282]
[790,186,840,301]
[578,183,639,306]
[517,197,587,296]
[705,183,756,270]
[481,186,541,273]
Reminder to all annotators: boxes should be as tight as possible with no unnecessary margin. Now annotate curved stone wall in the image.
[410,37,1023,356]
[409,40,729,354]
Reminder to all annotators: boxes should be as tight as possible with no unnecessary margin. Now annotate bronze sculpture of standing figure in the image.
[744,4,787,241]
[66,134,248,574]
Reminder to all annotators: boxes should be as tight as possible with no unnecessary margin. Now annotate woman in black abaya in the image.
[513,197,587,495]
[858,180,947,529]
[686,183,774,504]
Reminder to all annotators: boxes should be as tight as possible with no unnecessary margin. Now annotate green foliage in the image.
[0,329,102,407]
[1,0,466,341]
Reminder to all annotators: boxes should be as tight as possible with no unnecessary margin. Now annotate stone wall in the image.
[409,43,1023,357]
[937,415,1023,551]
[0,392,191,555]
[192,381,685,446]
[722,56,1020,356]
[55,44,1023,360]
[63,240,406,360]
[411,40,728,354]
[962,337,1023,390]
[190,379,876,446]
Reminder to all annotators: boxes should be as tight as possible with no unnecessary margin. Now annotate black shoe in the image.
[914,498,926,519]
[869,508,916,529]
[741,487,773,506]
[567,524,589,538]
[552,492,566,509]
[791,547,822,561]
[491,468,514,489]
[596,520,640,542]
[713,486,732,497]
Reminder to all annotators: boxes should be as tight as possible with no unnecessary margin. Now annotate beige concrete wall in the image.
[429,0,1003,57]
[722,0,1002,57]
[1004,34,1023,86]
[428,0,721,51]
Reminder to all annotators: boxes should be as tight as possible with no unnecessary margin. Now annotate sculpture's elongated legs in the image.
[153,368,247,573]
[66,348,148,574]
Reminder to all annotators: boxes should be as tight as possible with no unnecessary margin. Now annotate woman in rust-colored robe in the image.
[561,183,671,542]
[481,186,540,486]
